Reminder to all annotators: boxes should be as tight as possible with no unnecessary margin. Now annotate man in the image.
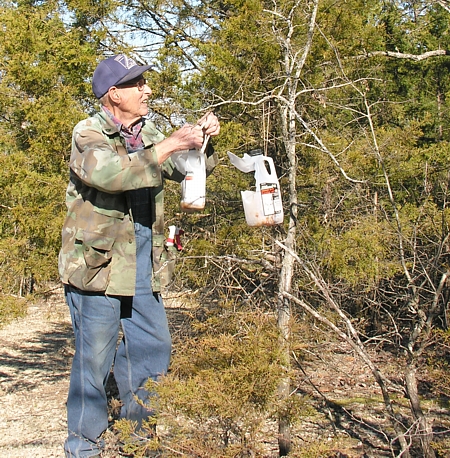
[58,54,220,457]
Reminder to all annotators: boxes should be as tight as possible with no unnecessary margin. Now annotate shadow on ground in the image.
[0,319,74,393]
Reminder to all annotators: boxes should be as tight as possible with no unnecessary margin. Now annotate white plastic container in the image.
[228,150,284,226]
[178,148,206,212]
[172,135,210,213]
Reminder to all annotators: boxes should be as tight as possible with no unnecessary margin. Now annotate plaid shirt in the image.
[103,107,152,226]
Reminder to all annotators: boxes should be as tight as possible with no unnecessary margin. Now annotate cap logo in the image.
[114,55,137,70]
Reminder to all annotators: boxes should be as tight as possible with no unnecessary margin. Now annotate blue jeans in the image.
[64,224,172,457]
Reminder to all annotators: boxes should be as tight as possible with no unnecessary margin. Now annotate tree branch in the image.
[354,49,450,61]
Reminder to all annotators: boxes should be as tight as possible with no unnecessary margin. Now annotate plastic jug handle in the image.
[255,157,276,179]
[200,135,210,155]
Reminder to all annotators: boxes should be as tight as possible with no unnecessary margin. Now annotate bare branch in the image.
[293,110,365,184]
[436,0,450,13]
[353,49,450,61]
[276,240,411,455]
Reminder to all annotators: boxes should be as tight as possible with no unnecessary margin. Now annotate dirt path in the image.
[0,287,71,458]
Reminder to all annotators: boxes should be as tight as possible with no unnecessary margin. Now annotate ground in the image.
[0,287,448,457]
[0,286,71,457]
[0,286,194,458]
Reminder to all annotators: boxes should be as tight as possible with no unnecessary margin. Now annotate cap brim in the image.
[115,64,153,86]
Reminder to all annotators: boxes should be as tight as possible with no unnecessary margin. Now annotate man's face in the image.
[114,76,152,122]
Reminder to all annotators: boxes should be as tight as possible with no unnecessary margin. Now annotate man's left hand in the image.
[197,112,220,137]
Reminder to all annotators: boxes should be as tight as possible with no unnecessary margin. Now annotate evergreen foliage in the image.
[1,0,450,454]
[0,0,104,312]
[114,306,311,457]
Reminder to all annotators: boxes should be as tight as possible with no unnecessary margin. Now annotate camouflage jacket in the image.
[58,110,218,295]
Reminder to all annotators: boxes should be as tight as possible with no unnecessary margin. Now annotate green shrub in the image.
[0,294,27,328]
[115,305,310,457]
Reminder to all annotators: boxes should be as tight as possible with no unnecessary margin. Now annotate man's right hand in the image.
[172,124,205,151]
[154,124,205,164]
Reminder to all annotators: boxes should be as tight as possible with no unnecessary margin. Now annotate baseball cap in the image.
[92,54,153,99]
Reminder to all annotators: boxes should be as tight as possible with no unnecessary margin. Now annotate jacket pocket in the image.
[68,230,115,292]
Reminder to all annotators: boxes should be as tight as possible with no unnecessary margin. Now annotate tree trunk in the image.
[405,364,436,458]
[276,98,298,456]
[277,258,294,456]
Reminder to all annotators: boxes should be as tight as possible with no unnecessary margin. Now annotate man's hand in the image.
[172,123,205,151]
[154,112,220,164]
[197,112,220,137]
[154,124,203,164]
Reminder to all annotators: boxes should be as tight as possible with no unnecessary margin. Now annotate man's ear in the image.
[108,87,120,102]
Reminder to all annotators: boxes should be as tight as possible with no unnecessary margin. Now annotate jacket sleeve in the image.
[161,156,186,183]
[70,118,162,194]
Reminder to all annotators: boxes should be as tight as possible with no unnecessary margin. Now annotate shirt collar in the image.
[102,106,143,136]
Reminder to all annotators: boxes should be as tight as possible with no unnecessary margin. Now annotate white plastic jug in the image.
[228,150,284,226]
[178,149,206,212]
[172,135,209,212]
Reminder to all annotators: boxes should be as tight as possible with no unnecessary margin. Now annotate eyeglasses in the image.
[115,78,147,91]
